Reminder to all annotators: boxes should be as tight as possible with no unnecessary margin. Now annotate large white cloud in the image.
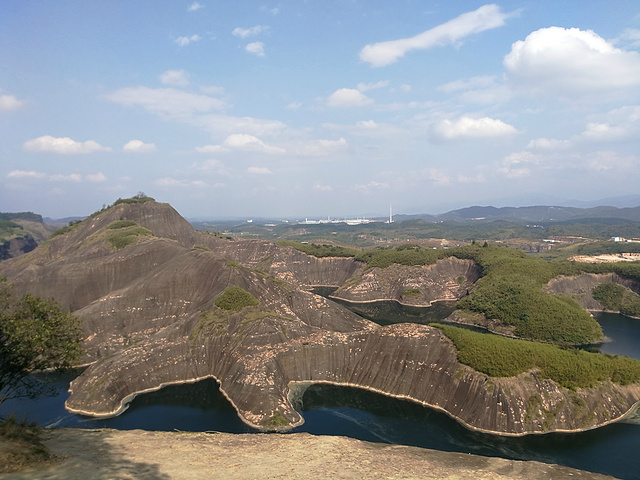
[123,140,157,153]
[360,4,510,67]
[429,116,518,142]
[106,87,226,117]
[23,135,111,154]
[0,94,24,111]
[504,27,640,97]
[327,88,373,108]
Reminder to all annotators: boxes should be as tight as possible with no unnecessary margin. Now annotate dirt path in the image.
[1,429,617,480]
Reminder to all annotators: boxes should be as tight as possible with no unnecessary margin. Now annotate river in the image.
[1,311,639,479]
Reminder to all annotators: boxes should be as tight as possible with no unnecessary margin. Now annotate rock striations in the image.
[2,200,639,435]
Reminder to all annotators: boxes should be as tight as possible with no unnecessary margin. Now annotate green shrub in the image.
[107,227,151,249]
[214,286,259,311]
[277,240,357,258]
[107,220,138,230]
[434,324,640,389]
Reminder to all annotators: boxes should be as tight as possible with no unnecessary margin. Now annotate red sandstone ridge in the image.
[1,200,639,435]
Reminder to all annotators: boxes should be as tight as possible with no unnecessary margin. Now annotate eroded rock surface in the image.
[2,201,639,435]
[546,273,640,310]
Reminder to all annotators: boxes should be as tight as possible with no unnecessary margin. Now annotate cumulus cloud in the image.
[233,25,268,38]
[174,34,201,47]
[23,135,111,154]
[106,87,226,117]
[7,170,46,179]
[223,134,285,154]
[295,138,348,156]
[187,2,203,12]
[327,88,373,108]
[247,166,272,175]
[123,140,157,153]
[526,138,572,150]
[0,93,24,111]
[159,70,190,87]
[429,116,518,142]
[504,27,640,98]
[498,151,537,178]
[360,4,511,67]
[246,42,265,56]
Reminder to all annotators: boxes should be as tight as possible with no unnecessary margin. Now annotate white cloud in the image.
[360,4,511,67]
[123,139,157,153]
[438,75,496,93]
[400,84,412,92]
[223,134,285,154]
[155,177,206,187]
[615,28,640,48]
[286,102,302,110]
[195,144,227,153]
[0,94,24,111]
[199,85,225,95]
[295,138,348,156]
[429,116,518,142]
[355,181,389,192]
[159,70,190,87]
[187,2,203,12]
[7,170,104,182]
[247,166,272,175]
[327,88,373,108]
[526,138,572,150]
[174,34,201,47]
[23,135,111,154]
[189,159,231,177]
[246,42,265,57]
[425,168,451,186]
[499,151,536,178]
[7,170,45,179]
[233,25,268,38]
[106,87,226,117]
[357,81,389,92]
[86,172,107,182]
[313,184,333,192]
[504,27,640,98]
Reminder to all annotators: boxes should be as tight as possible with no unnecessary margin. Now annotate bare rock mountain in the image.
[2,200,639,435]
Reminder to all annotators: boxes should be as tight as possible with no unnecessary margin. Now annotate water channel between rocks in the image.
[2,305,640,479]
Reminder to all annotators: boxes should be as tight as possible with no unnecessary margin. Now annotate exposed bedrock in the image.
[546,273,640,310]
[333,257,481,305]
[66,317,640,435]
[3,200,640,437]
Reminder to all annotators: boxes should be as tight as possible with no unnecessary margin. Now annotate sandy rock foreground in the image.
[5,429,615,480]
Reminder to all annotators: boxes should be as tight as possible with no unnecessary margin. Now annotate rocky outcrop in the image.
[0,235,37,260]
[333,257,480,306]
[546,273,640,310]
[2,200,639,436]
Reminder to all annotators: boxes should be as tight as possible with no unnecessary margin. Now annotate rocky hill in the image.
[1,199,639,435]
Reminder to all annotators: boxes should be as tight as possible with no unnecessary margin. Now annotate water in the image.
[2,312,640,479]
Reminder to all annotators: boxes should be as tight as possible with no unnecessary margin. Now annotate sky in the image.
[1,1,640,220]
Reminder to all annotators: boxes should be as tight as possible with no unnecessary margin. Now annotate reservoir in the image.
[2,311,639,479]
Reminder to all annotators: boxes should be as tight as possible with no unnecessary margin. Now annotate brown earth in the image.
[1,429,618,480]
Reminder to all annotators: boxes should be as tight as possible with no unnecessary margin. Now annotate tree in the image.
[0,279,83,407]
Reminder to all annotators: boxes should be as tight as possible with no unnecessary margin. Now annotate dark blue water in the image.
[2,312,640,479]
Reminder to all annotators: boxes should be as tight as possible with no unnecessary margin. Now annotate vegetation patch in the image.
[214,286,259,311]
[106,220,138,230]
[49,219,83,238]
[193,244,211,251]
[434,323,640,390]
[265,410,289,428]
[401,288,422,299]
[0,416,51,473]
[192,310,229,339]
[592,282,640,317]
[107,226,152,250]
[277,240,358,258]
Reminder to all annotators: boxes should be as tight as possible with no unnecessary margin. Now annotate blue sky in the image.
[1,1,640,219]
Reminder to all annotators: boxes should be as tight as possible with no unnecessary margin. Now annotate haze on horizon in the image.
[1,1,640,219]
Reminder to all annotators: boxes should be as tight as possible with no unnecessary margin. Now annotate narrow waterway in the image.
[1,311,639,479]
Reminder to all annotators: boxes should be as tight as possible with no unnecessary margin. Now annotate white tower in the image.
[389,204,393,223]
